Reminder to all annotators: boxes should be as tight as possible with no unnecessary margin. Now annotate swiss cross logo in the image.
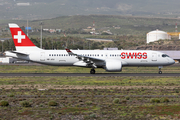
[14,31,25,43]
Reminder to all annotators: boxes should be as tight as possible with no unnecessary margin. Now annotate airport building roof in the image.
[0,38,11,41]
[86,38,113,42]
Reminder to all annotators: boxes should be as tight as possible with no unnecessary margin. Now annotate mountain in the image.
[1,0,180,20]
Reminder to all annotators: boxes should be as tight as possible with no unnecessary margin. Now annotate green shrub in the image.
[161,98,170,103]
[150,98,155,103]
[155,99,160,103]
[0,100,9,107]
[175,90,179,93]
[7,93,15,97]
[39,104,43,107]
[48,101,58,106]
[125,96,130,100]
[150,98,160,103]
[89,113,96,118]
[113,98,120,104]
[85,101,92,105]
[121,100,127,104]
[20,101,31,107]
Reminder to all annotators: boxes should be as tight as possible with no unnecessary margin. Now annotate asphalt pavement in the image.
[0,73,179,77]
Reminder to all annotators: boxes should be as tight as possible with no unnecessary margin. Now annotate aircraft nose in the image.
[169,58,175,65]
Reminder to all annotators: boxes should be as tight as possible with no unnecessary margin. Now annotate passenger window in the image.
[49,54,51,56]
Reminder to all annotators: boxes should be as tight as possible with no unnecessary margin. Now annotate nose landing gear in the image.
[159,69,162,74]
[158,66,163,74]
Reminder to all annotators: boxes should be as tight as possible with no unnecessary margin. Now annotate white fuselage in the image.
[5,49,175,68]
[7,23,175,74]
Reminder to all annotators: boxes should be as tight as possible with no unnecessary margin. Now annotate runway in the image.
[0,73,180,77]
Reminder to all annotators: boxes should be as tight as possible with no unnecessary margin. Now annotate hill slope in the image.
[1,0,180,19]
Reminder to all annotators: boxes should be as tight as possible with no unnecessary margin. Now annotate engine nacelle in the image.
[105,59,122,72]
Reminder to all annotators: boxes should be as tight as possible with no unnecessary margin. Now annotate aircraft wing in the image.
[66,49,104,68]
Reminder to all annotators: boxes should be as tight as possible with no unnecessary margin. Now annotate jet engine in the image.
[105,59,122,72]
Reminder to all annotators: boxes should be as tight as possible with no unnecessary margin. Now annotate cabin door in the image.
[152,53,157,61]
[40,52,45,61]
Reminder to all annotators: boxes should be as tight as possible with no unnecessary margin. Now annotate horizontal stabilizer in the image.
[11,51,29,56]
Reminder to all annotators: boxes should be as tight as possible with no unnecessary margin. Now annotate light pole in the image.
[27,19,29,36]
[52,40,53,49]
[40,21,43,49]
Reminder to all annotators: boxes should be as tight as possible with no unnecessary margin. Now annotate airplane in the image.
[5,23,175,74]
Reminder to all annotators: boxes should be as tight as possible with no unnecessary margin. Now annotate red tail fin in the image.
[9,23,35,47]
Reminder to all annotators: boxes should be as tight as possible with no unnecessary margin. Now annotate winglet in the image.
[65,49,75,55]
[66,49,71,53]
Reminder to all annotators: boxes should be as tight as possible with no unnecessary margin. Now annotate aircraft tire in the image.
[90,69,95,74]
[159,71,162,74]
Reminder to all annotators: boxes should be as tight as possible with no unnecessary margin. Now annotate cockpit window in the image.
[162,54,169,57]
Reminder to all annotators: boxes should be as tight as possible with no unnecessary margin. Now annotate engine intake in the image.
[105,59,122,72]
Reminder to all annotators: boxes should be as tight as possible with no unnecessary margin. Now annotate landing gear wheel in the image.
[90,69,95,74]
[158,68,162,74]
[159,71,162,74]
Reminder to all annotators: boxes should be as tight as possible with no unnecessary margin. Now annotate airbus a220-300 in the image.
[5,23,175,74]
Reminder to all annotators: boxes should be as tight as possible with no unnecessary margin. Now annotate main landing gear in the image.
[158,66,163,74]
[90,68,96,74]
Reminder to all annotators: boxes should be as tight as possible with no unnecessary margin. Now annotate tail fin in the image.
[9,23,41,51]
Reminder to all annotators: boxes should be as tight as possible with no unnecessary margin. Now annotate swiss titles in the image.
[121,52,147,59]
